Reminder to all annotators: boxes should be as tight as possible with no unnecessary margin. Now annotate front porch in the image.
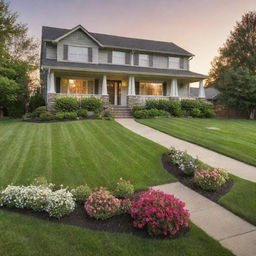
[46,70,206,109]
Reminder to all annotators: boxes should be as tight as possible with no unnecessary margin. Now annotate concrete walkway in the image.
[153,182,256,256]
[116,118,256,182]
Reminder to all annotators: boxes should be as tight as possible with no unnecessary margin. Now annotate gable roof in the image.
[42,26,194,56]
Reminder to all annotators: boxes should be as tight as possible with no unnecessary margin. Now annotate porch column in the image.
[128,76,135,96]
[102,75,108,95]
[48,71,56,93]
[198,80,206,98]
[170,79,178,97]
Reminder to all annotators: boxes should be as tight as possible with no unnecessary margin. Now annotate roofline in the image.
[41,64,207,80]
[52,25,103,46]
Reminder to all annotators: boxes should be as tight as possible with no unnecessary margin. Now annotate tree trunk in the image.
[0,106,4,119]
[249,109,256,120]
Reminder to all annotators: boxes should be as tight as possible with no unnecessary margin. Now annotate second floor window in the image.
[112,51,125,64]
[68,46,88,62]
[168,57,180,69]
[139,54,149,67]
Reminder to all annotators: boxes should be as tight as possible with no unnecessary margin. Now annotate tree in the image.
[207,11,256,119]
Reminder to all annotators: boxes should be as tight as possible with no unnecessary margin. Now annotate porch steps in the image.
[112,106,133,118]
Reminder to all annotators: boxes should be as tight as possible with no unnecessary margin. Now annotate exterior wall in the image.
[57,30,99,63]
[46,43,57,59]
[178,83,189,97]
[98,50,108,64]
[153,55,168,69]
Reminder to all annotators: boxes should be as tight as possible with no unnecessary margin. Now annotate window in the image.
[60,79,95,94]
[139,54,149,67]
[112,51,125,64]
[68,46,88,62]
[139,82,163,96]
[168,57,180,69]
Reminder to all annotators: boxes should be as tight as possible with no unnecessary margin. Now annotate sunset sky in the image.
[9,0,255,76]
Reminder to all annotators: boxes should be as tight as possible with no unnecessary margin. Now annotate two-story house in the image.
[40,25,207,110]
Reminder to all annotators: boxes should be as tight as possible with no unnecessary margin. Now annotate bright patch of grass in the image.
[137,117,256,166]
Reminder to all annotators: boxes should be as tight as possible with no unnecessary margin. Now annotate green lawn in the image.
[137,117,256,166]
[0,119,234,256]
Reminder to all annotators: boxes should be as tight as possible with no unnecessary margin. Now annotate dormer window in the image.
[68,46,88,62]
[139,54,149,67]
[168,57,180,69]
[112,51,125,65]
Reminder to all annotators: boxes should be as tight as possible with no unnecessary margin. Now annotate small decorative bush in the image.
[22,112,33,120]
[133,110,149,119]
[132,105,146,113]
[45,189,75,218]
[64,112,78,119]
[84,187,121,220]
[181,100,214,118]
[114,178,134,198]
[194,168,229,191]
[55,112,65,120]
[71,184,92,203]
[169,148,198,175]
[119,198,132,214]
[131,189,190,237]
[191,108,202,118]
[103,110,113,120]
[80,97,103,112]
[32,106,47,117]
[29,93,45,112]
[55,97,80,112]
[203,109,216,118]
[39,112,55,121]
[133,109,168,119]
[77,109,88,118]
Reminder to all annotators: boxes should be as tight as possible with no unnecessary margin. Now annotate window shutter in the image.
[134,53,139,65]
[125,52,131,64]
[149,55,153,67]
[55,77,60,93]
[180,57,184,69]
[63,45,68,60]
[94,79,99,94]
[135,81,140,95]
[107,51,112,63]
[163,82,167,96]
[88,48,93,62]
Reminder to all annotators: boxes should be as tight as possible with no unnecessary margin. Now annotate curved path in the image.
[116,118,256,256]
[116,118,256,182]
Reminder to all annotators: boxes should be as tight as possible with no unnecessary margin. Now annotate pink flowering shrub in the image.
[119,198,132,214]
[84,187,121,220]
[194,168,229,191]
[131,189,190,237]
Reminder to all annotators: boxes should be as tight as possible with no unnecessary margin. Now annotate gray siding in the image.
[57,30,99,63]
[153,55,168,69]
[46,44,57,59]
[98,50,108,63]
[178,83,189,97]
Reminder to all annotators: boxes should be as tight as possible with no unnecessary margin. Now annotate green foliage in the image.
[31,176,50,187]
[77,109,88,118]
[113,178,134,198]
[191,108,202,118]
[39,112,55,121]
[103,110,113,120]
[80,97,103,112]
[22,112,33,120]
[32,106,47,117]
[132,105,146,113]
[64,112,78,120]
[204,109,216,118]
[133,109,168,119]
[55,97,80,112]
[28,93,45,112]
[55,112,65,120]
[71,185,92,203]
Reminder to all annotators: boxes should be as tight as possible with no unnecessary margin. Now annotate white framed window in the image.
[139,54,149,67]
[168,57,180,69]
[68,46,88,62]
[60,78,95,94]
[112,51,125,64]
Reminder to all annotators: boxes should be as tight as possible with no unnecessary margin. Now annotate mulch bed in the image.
[1,204,189,240]
[162,153,233,202]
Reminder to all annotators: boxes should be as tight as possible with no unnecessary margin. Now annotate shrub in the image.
[133,109,168,119]
[71,185,92,203]
[194,168,229,191]
[119,198,132,214]
[131,189,190,237]
[84,187,121,220]
[80,97,103,112]
[39,112,55,121]
[169,148,199,176]
[132,105,146,113]
[32,106,47,117]
[133,110,148,119]
[114,178,134,198]
[55,112,65,120]
[64,112,78,119]
[31,176,50,187]
[29,93,45,112]
[45,189,75,218]
[77,109,88,118]
[181,100,213,117]
[203,109,216,118]
[103,110,113,120]
[0,185,51,212]
[191,108,202,118]
[22,112,33,120]
[55,97,79,112]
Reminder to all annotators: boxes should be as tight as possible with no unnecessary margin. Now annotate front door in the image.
[107,80,121,105]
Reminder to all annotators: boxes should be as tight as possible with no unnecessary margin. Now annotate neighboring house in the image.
[190,87,219,102]
[40,25,208,109]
